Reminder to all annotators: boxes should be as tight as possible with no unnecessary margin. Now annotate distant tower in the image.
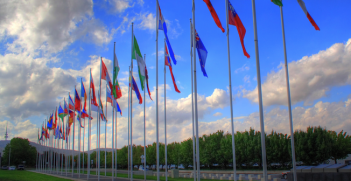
[4,122,8,141]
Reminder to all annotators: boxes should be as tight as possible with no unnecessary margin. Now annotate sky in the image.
[0,0,350,150]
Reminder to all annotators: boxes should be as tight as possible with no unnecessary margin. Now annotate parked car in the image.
[18,165,25,170]
[139,166,149,171]
[8,166,16,170]
[1,165,8,170]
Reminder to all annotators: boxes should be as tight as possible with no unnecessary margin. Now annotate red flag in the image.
[165,43,181,93]
[228,1,250,58]
[90,70,98,107]
[101,58,114,91]
[145,66,153,100]
[203,0,225,33]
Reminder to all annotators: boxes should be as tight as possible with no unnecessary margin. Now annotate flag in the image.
[98,93,107,122]
[68,110,75,126]
[145,66,153,100]
[132,35,146,91]
[76,114,84,128]
[90,69,99,112]
[65,124,69,142]
[64,99,69,114]
[297,0,320,30]
[69,95,74,110]
[101,58,114,91]
[106,86,123,115]
[271,0,283,6]
[53,108,57,129]
[55,125,61,139]
[157,1,177,65]
[129,76,143,104]
[61,125,65,141]
[81,79,87,110]
[165,43,181,93]
[113,52,122,99]
[203,0,225,32]
[193,30,208,77]
[228,0,250,58]
[58,105,67,120]
[78,108,92,119]
[75,89,81,111]
[47,114,53,129]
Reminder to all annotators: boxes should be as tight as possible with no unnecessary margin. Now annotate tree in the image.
[179,138,193,168]
[330,130,351,164]
[294,126,333,165]
[2,137,37,167]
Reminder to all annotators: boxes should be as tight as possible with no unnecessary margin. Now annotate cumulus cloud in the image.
[243,39,351,106]
[0,0,112,54]
[213,112,222,117]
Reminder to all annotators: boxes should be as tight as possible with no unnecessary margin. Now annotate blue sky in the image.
[0,0,350,149]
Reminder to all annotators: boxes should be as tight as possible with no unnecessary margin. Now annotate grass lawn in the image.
[0,170,72,181]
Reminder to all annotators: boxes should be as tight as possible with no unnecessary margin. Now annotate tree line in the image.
[3,126,351,169]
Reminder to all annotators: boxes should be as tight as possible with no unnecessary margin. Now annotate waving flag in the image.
[76,114,84,128]
[78,108,92,119]
[75,89,81,111]
[47,114,53,129]
[98,93,107,122]
[165,43,181,93]
[297,0,320,30]
[53,108,57,129]
[157,0,177,65]
[271,0,283,6]
[106,86,122,115]
[113,52,122,99]
[228,0,250,58]
[58,105,67,120]
[145,66,152,100]
[55,125,61,139]
[130,76,143,104]
[132,35,146,91]
[69,95,75,110]
[68,110,75,126]
[90,69,99,112]
[64,99,69,114]
[193,30,208,77]
[203,0,225,32]
[101,58,113,91]
[81,79,87,110]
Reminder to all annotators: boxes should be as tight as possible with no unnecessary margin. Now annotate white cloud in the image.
[213,112,222,117]
[243,39,351,106]
[243,75,251,83]
[235,64,250,74]
[138,13,156,30]
[0,0,112,54]
[109,0,133,13]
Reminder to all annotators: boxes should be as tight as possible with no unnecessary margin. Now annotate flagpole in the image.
[88,68,92,179]
[128,65,131,179]
[83,118,85,175]
[115,107,118,178]
[99,57,103,181]
[279,3,297,181]
[74,88,77,177]
[155,1,160,181]
[164,38,168,181]
[192,0,201,180]
[112,42,116,181]
[130,22,134,181]
[251,0,268,180]
[79,87,81,178]
[190,18,196,181]
[62,115,64,175]
[225,0,237,180]
[143,54,146,181]
[105,84,108,176]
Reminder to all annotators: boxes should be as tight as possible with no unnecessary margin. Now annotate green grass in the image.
[0,170,72,181]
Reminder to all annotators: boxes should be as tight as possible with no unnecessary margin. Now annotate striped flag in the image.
[297,0,320,30]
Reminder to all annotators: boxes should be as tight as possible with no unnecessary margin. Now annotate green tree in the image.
[330,130,351,164]
[179,138,193,168]
[2,137,37,167]
[294,126,333,165]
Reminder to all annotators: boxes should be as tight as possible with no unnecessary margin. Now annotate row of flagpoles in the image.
[35,0,319,181]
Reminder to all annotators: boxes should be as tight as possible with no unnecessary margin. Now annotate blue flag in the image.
[195,30,208,77]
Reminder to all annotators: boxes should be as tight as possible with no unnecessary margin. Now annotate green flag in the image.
[132,35,146,91]
[271,0,282,6]
[112,52,122,99]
